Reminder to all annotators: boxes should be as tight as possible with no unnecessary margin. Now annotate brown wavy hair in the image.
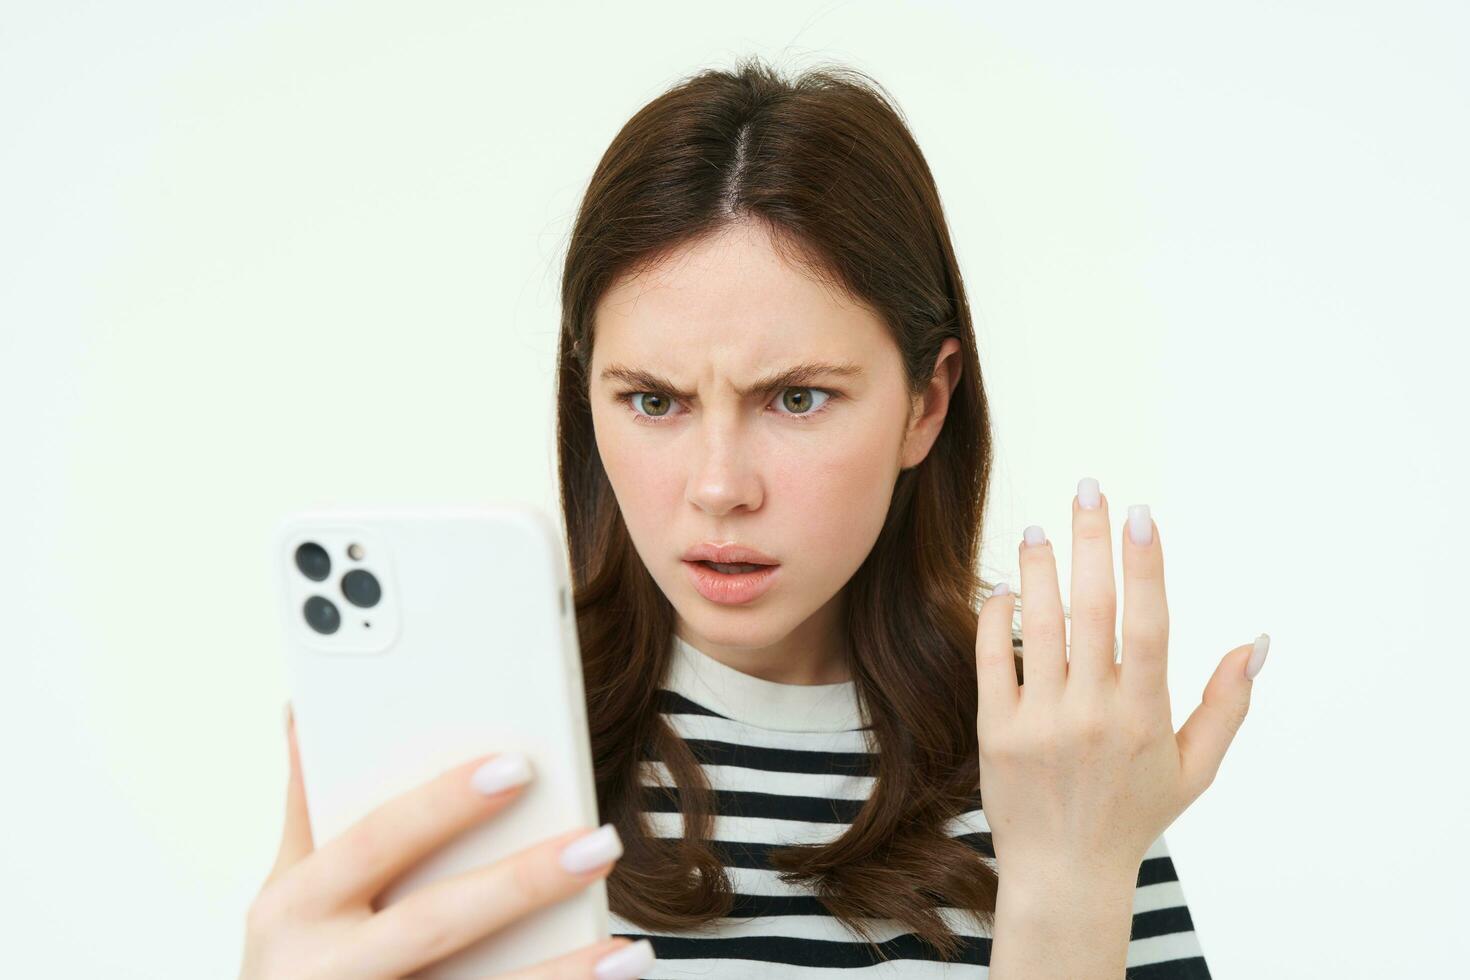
[554,55,1025,961]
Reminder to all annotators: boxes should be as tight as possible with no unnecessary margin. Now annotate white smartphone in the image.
[271,503,607,978]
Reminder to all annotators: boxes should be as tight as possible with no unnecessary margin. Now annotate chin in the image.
[677,605,785,644]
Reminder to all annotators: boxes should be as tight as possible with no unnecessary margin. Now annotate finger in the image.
[1018,524,1065,699]
[266,700,314,885]
[1068,480,1119,685]
[495,937,657,980]
[975,582,1020,738]
[1119,504,1171,706]
[1175,637,1266,804]
[344,824,625,977]
[294,751,535,913]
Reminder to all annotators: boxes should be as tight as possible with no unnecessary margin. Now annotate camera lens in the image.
[341,568,381,608]
[295,542,331,582]
[303,595,341,634]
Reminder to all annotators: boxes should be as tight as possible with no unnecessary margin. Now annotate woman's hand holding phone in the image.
[237,705,657,980]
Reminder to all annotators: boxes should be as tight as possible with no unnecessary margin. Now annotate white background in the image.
[3,1,1465,976]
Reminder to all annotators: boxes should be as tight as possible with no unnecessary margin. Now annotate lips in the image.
[680,542,780,565]
[683,557,781,605]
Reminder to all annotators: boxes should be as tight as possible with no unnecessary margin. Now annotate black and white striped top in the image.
[608,634,1211,978]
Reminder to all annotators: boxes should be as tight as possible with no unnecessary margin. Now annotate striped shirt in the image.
[608,634,1211,978]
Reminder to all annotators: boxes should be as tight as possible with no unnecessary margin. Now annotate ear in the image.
[899,337,964,470]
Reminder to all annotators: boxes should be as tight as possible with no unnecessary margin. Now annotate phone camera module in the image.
[341,569,382,608]
[295,542,331,582]
[303,595,341,634]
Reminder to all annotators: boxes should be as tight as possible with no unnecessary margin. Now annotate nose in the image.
[684,416,764,516]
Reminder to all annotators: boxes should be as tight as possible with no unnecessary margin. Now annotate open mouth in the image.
[694,560,773,574]
[683,559,780,605]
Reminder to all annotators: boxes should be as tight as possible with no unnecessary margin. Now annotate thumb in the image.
[266,700,314,884]
[1175,634,1270,805]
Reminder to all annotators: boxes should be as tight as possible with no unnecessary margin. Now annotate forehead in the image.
[590,221,889,370]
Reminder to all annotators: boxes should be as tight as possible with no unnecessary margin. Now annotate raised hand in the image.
[974,477,1269,883]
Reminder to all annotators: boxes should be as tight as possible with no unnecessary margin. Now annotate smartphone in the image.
[271,504,606,978]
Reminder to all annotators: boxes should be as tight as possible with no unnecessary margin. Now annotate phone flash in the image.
[347,543,365,561]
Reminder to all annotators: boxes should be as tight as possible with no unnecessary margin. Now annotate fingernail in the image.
[1127,504,1152,546]
[471,753,534,795]
[595,938,657,980]
[1077,477,1100,509]
[560,822,623,874]
[1245,633,1271,680]
[1023,525,1046,547]
[993,581,1011,596]
[283,700,293,734]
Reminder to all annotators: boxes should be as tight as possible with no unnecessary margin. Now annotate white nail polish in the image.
[1127,504,1152,546]
[993,581,1011,595]
[471,753,533,795]
[595,938,657,980]
[1245,633,1271,679]
[1077,477,1100,509]
[561,823,623,874]
[1023,525,1046,547]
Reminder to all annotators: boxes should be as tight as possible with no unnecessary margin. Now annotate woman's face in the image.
[588,218,959,679]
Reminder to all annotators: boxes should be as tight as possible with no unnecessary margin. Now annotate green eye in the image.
[630,392,673,417]
[776,387,830,415]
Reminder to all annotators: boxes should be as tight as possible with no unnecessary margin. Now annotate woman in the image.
[557,56,1266,977]
[242,57,1266,980]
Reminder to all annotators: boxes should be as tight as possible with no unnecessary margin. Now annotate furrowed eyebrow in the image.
[598,360,863,400]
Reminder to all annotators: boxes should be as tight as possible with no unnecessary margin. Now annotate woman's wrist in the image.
[998,854,1141,902]
[989,860,1139,980]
